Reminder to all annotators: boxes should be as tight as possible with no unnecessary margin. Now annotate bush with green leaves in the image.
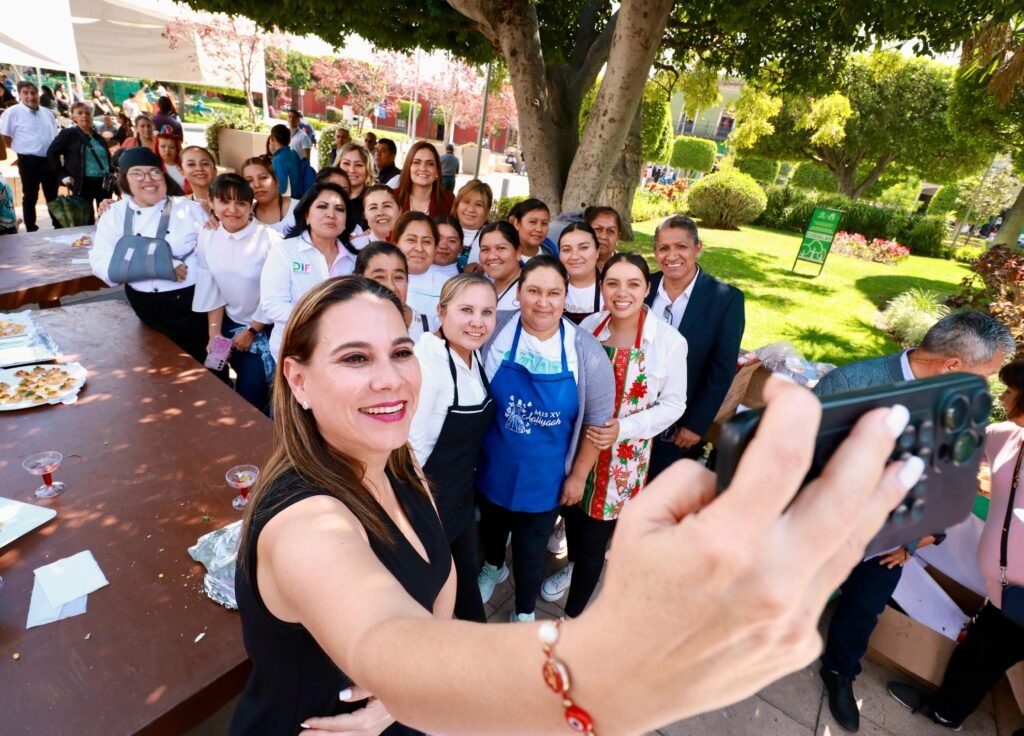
[790,162,837,192]
[927,183,960,216]
[876,178,923,212]
[881,288,951,346]
[686,170,767,229]
[642,85,674,164]
[734,156,780,184]
[492,195,527,221]
[631,185,681,223]
[952,244,985,263]
[905,215,948,258]
[670,136,716,174]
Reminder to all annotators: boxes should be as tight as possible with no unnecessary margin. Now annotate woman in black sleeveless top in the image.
[224,275,920,736]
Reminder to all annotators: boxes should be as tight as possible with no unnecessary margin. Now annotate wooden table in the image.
[0,301,272,734]
[0,226,107,310]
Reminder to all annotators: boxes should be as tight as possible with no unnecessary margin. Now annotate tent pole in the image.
[35,67,42,89]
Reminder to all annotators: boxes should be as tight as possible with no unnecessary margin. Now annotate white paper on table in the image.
[915,513,987,597]
[26,579,87,628]
[34,550,108,608]
[71,258,90,265]
[892,557,971,640]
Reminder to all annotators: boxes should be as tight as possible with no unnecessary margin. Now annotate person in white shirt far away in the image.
[193,173,281,413]
[0,81,59,231]
[287,109,312,159]
[260,182,357,361]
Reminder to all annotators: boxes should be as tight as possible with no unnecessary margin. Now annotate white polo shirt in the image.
[193,220,281,325]
[0,102,57,156]
[260,231,357,360]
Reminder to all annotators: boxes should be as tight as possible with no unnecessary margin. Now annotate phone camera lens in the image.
[951,431,980,466]
[942,396,970,432]
[971,392,993,426]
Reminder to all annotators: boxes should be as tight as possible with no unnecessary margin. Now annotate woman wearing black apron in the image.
[410,274,498,621]
[478,221,523,311]
[559,222,603,325]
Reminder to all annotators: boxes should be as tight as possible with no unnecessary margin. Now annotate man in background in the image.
[375,138,400,184]
[0,81,59,231]
[287,109,313,160]
[440,143,460,192]
[328,127,351,166]
[364,131,377,155]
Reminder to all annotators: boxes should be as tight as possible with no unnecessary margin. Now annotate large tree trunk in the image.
[597,98,642,240]
[850,153,896,200]
[561,0,673,212]
[992,183,1024,248]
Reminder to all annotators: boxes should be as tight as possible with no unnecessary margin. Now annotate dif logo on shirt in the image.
[292,261,312,274]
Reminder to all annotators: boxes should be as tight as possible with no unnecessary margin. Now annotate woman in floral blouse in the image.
[541,252,689,616]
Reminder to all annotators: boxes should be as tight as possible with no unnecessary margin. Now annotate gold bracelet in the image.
[538,620,596,734]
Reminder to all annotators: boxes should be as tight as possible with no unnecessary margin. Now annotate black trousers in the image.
[17,154,59,231]
[563,503,616,618]
[448,519,486,623]
[930,602,1024,723]
[79,177,107,225]
[479,496,559,615]
[125,285,209,365]
[647,435,704,481]
[820,556,904,678]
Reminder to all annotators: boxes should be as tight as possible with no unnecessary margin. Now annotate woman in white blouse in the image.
[409,274,497,621]
[541,253,688,616]
[393,211,450,317]
[259,182,357,361]
[354,241,437,342]
[478,221,522,311]
[89,147,211,363]
[193,174,281,413]
[349,184,398,250]
[559,222,603,324]
[242,156,297,236]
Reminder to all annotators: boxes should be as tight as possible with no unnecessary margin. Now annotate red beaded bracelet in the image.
[538,620,596,735]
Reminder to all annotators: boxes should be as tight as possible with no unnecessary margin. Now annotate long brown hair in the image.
[396,141,449,214]
[240,276,429,561]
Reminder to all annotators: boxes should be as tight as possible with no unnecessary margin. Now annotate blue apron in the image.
[477,319,580,513]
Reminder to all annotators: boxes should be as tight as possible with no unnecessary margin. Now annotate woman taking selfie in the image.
[433,215,463,279]
[558,223,603,325]
[542,254,688,615]
[193,174,280,413]
[478,221,523,311]
[410,274,497,622]
[476,256,617,622]
[231,273,924,736]
[393,211,448,318]
[260,182,356,361]
[241,156,297,235]
[395,141,454,216]
[355,241,437,342]
[89,148,208,363]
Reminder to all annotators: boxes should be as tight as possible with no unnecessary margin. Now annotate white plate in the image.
[0,362,87,411]
[0,497,57,549]
[0,312,33,343]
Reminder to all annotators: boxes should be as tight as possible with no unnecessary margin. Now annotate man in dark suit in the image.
[645,215,745,479]
[816,311,1015,733]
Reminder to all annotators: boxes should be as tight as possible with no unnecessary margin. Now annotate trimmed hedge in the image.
[492,195,527,221]
[790,162,838,192]
[734,156,780,184]
[927,184,960,216]
[906,215,948,258]
[687,170,767,229]
[670,135,716,173]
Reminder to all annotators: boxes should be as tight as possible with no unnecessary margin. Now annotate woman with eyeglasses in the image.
[89,147,209,363]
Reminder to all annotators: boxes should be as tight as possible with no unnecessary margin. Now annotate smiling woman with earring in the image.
[395,141,454,217]
[410,274,498,621]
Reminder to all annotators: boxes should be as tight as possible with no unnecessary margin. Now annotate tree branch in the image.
[851,152,897,199]
[445,0,499,46]
[572,9,619,96]
[570,0,606,71]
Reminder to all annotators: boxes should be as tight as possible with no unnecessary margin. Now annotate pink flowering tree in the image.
[265,45,292,109]
[310,51,415,133]
[166,14,278,127]
[422,59,483,143]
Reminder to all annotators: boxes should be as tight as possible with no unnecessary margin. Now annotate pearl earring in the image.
[301,400,310,410]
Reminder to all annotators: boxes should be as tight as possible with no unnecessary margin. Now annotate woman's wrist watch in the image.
[246,326,260,337]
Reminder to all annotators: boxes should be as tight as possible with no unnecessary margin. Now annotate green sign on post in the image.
[792,207,844,276]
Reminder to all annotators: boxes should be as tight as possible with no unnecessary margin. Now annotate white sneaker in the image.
[477,563,509,604]
[509,610,535,623]
[541,562,574,602]
[547,516,567,556]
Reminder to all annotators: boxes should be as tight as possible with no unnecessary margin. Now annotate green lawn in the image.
[622,222,971,366]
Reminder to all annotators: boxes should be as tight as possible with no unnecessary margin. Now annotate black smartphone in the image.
[715,373,991,558]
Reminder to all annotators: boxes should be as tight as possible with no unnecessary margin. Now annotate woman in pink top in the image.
[887,360,1024,731]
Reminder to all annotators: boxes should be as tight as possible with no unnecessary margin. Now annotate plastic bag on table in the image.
[753,341,834,388]
[188,520,241,610]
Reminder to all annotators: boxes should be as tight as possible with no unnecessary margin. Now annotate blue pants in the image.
[222,316,272,415]
[821,556,904,678]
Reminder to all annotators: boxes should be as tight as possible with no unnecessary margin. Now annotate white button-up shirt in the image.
[409,333,489,465]
[650,267,700,329]
[580,307,688,442]
[193,220,281,325]
[260,231,357,360]
[407,267,450,317]
[0,102,56,156]
[90,196,211,293]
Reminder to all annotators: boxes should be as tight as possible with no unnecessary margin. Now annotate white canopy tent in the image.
[0,0,81,76]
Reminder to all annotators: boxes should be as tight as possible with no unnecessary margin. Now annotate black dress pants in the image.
[125,285,209,365]
[17,154,59,231]
[930,602,1024,724]
[479,495,559,615]
[79,177,108,224]
[563,503,616,618]
[647,435,704,481]
[448,519,487,623]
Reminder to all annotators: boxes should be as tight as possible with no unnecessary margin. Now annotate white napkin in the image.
[26,582,87,628]
[34,550,108,608]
